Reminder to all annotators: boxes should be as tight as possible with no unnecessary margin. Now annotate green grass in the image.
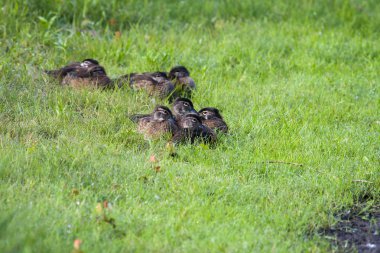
[1,0,379,252]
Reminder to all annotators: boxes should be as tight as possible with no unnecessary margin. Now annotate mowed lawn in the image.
[0,1,379,252]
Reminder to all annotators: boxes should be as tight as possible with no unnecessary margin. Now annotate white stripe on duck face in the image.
[80,61,93,67]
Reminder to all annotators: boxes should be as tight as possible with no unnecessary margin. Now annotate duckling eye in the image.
[183,102,189,107]
[191,118,197,122]
[202,111,208,115]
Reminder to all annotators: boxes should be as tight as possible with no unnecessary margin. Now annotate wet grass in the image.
[0,0,379,252]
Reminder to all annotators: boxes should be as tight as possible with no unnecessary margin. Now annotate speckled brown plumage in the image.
[172,113,216,144]
[45,59,112,88]
[130,106,179,139]
[198,107,228,133]
[115,72,174,99]
[144,72,176,99]
[143,72,172,85]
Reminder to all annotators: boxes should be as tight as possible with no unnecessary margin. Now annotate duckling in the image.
[172,97,197,120]
[115,73,174,99]
[144,72,171,85]
[130,106,179,139]
[198,107,228,133]
[172,113,216,144]
[45,59,99,78]
[145,71,176,98]
[168,66,196,97]
[45,59,112,88]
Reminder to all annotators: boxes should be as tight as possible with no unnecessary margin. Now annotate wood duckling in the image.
[168,66,196,98]
[130,106,179,139]
[172,113,216,144]
[198,107,228,133]
[172,97,197,120]
[115,72,174,99]
[45,59,112,88]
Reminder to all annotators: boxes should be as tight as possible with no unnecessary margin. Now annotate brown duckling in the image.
[130,106,179,139]
[144,72,172,85]
[172,113,216,144]
[168,66,196,97]
[115,73,174,99]
[145,71,176,98]
[198,107,228,133]
[45,59,112,88]
[172,97,197,120]
[45,59,99,79]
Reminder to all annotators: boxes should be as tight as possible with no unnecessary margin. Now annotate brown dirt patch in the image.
[322,205,380,253]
